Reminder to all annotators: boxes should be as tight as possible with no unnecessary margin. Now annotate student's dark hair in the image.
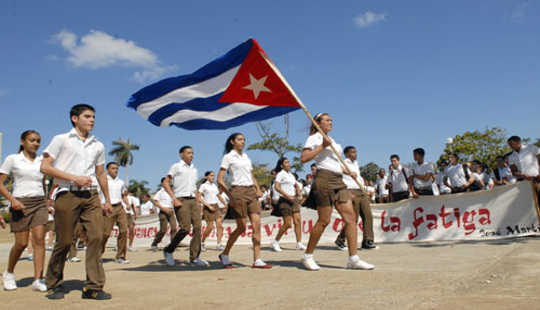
[310,163,316,168]
[70,104,95,127]
[495,155,504,161]
[224,133,243,154]
[293,172,299,180]
[413,148,425,157]
[449,153,459,159]
[309,113,329,135]
[160,177,166,184]
[390,154,400,161]
[18,130,40,153]
[344,146,355,154]
[179,145,192,153]
[106,161,119,169]
[142,193,150,198]
[274,157,288,174]
[472,159,482,165]
[204,171,213,177]
[507,136,521,143]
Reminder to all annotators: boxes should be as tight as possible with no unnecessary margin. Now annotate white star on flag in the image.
[243,73,272,99]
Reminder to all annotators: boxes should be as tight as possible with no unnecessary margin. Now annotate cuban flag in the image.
[126,39,301,130]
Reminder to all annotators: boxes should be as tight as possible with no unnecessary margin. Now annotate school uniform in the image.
[337,158,374,244]
[375,175,389,202]
[100,175,128,259]
[0,153,48,233]
[472,172,494,190]
[491,166,516,185]
[163,160,202,262]
[139,201,155,216]
[411,162,434,195]
[43,128,107,292]
[151,188,177,247]
[507,144,540,178]
[220,150,261,218]
[126,195,139,226]
[198,181,221,222]
[217,192,229,216]
[388,165,410,202]
[303,132,350,207]
[444,164,472,193]
[275,170,301,216]
[436,172,452,194]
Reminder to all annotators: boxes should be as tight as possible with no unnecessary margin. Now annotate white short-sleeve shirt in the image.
[375,175,389,196]
[342,158,364,190]
[153,188,173,209]
[302,183,312,197]
[436,172,452,193]
[411,162,434,189]
[303,132,343,174]
[126,195,139,215]
[168,160,198,197]
[198,182,219,204]
[275,170,297,197]
[445,164,472,188]
[100,175,126,205]
[508,144,540,177]
[217,192,229,209]
[491,166,516,184]
[0,153,44,198]
[220,150,253,186]
[43,128,106,189]
[388,165,409,193]
[473,172,494,190]
[139,200,155,216]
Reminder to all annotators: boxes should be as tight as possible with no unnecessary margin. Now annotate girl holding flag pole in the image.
[300,113,375,271]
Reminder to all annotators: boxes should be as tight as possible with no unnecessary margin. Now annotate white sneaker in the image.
[216,244,225,251]
[301,255,320,271]
[347,256,375,270]
[296,242,306,250]
[115,258,130,264]
[191,258,210,267]
[28,254,33,261]
[69,257,81,263]
[272,240,282,252]
[128,246,136,252]
[201,244,207,252]
[163,251,175,266]
[2,271,17,291]
[32,279,47,292]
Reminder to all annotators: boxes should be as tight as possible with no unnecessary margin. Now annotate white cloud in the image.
[353,11,387,28]
[52,29,175,83]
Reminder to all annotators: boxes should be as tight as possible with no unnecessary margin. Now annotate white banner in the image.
[108,181,540,248]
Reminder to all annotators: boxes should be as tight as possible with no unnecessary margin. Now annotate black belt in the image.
[179,196,195,200]
[111,203,122,207]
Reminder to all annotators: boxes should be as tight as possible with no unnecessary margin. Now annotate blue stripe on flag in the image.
[127,39,254,109]
[147,93,228,126]
[169,106,300,130]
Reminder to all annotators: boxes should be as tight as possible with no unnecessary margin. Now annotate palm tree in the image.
[109,138,140,184]
[128,179,150,198]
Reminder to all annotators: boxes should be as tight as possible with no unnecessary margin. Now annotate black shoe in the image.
[361,240,378,250]
[46,285,65,300]
[334,238,347,250]
[82,288,112,300]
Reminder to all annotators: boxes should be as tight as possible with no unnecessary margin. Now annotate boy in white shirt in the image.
[150,178,177,249]
[443,153,475,193]
[409,148,434,197]
[491,156,516,186]
[386,155,410,202]
[375,169,389,203]
[507,136,540,198]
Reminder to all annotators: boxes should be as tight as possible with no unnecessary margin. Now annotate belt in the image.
[179,196,195,200]
[231,185,254,188]
[68,185,98,192]
[111,203,122,207]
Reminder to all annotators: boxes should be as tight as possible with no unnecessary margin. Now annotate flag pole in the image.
[261,53,364,189]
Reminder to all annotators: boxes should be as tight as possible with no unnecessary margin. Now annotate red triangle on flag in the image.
[219,40,300,108]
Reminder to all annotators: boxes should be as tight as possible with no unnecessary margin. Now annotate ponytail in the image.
[274,157,288,174]
[224,133,243,154]
[309,113,329,135]
[19,130,40,153]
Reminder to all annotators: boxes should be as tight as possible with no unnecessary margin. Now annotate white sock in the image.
[349,255,360,262]
[254,258,265,266]
[303,253,313,259]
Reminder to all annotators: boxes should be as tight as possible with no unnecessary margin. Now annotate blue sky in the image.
[1,0,539,190]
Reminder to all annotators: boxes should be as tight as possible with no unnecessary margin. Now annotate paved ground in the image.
[1,232,539,310]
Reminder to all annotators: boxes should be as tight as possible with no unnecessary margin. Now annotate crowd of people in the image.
[0,106,538,300]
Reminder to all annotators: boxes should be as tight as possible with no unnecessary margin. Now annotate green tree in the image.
[109,138,140,184]
[128,179,150,198]
[252,163,273,187]
[360,162,380,183]
[247,116,304,172]
[534,138,540,148]
[438,127,529,170]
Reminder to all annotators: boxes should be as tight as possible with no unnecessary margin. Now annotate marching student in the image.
[334,146,376,251]
[162,146,208,267]
[199,171,225,252]
[300,113,374,271]
[375,169,390,203]
[310,163,317,177]
[101,162,130,264]
[0,130,48,292]
[217,133,271,269]
[126,192,139,251]
[436,161,452,195]
[491,155,516,186]
[507,136,540,198]
[271,157,305,252]
[386,155,410,202]
[443,153,475,193]
[41,104,113,300]
[409,148,435,198]
[139,194,155,216]
[150,178,177,249]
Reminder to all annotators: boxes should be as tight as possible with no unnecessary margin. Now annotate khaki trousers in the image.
[103,203,128,259]
[152,211,178,246]
[337,189,374,243]
[164,198,201,261]
[45,190,105,291]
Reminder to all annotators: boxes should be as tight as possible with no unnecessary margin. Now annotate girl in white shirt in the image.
[200,171,225,251]
[0,130,48,292]
[217,133,270,269]
[300,113,374,271]
[271,157,305,252]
